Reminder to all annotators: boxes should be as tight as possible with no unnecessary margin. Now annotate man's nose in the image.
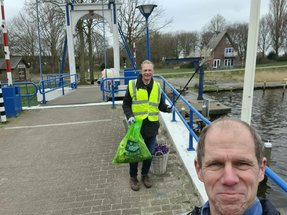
[221,164,239,185]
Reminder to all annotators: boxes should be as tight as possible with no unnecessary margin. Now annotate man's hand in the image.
[167,106,173,113]
[128,117,135,124]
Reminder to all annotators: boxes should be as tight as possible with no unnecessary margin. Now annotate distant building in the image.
[0,57,30,82]
[164,31,240,69]
[206,31,240,69]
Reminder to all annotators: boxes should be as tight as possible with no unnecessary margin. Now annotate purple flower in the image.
[154,143,169,156]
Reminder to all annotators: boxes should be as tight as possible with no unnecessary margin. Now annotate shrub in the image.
[267,51,277,60]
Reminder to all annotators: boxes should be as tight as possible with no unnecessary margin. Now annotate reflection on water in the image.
[206,88,287,208]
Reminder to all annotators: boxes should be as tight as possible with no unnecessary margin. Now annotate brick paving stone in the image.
[101,210,122,215]
[0,86,201,215]
[71,207,92,215]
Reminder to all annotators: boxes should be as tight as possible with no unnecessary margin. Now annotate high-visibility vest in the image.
[129,79,161,121]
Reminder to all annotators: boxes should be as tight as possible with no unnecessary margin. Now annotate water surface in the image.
[206,88,287,208]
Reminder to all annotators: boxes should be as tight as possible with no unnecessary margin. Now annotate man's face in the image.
[195,122,266,215]
[141,63,154,83]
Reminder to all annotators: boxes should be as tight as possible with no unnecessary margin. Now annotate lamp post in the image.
[136,4,157,60]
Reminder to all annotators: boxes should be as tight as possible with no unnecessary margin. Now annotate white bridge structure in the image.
[60,1,121,85]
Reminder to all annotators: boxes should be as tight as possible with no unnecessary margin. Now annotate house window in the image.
[213,59,221,69]
[225,47,234,54]
[224,59,234,67]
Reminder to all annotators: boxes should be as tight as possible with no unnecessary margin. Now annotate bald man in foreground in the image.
[186,117,280,215]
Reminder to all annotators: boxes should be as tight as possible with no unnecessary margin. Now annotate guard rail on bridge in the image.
[0,81,38,107]
[38,74,78,104]
[1,74,78,106]
[100,75,287,195]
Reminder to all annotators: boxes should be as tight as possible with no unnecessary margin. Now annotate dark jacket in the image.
[122,75,170,138]
[188,199,280,215]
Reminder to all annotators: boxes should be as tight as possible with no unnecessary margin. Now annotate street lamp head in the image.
[136,4,157,19]
[136,4,157,60]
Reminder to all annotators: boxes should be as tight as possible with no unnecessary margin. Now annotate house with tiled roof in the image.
[206,31,240,69]
[0,57,30,82]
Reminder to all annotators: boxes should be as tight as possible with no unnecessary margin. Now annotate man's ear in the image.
[258,157,267,182]
[194,159,203,182]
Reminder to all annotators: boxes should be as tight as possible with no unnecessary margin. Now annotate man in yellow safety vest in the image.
[122,60,172,191]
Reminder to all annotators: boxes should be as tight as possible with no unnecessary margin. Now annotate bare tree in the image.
[258,15,271,58]
[227,22,249,64]
[91,24,107,65]
[83,15,105,83]
[8,12,37,70]
[8,0,66,75]
[75,18,88,84]
[85,19,95,84]
[39,2,65,73]
[207,14,226,34]
[176,31,199,57]
[118,0,140,48]
[268,0,287,56]
[199,14,227,56]
[200,30,214,49]
[118,0,172,64]
[137,31,181,63]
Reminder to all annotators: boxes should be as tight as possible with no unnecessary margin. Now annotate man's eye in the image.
[235,162,252,170]
[207,162,223,169]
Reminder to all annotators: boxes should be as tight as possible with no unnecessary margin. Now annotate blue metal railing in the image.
[0,82,38,107]
[118,24,137,69]
[100,75,287,194]
[159,75,210,150]
[38,73,78,104]
[1,74,78,106]
[265,166,287,192]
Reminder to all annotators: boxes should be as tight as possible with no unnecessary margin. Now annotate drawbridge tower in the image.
[61,1,120,84]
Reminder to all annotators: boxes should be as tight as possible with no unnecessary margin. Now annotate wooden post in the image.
[180,106,185,118]
[264,140,272,166]
[202,99,209,118]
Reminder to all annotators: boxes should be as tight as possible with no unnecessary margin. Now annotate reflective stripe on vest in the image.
[129,79,161,121]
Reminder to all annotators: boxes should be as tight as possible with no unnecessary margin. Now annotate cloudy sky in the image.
[4,0,270,32]
[160,0,270,32]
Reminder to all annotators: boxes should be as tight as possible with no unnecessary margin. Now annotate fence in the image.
[100,75,287,194]
[38,73,78,104]
[0,81,38,107]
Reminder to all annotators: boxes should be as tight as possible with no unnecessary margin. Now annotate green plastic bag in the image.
[112,120,152,164]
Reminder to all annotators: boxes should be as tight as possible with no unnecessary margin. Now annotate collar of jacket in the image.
[200,198,262,215]
[137,74,154,89]
[190,198,280,215]
[260,198,281,215]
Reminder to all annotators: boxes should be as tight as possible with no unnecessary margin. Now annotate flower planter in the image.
[150,144,169,175]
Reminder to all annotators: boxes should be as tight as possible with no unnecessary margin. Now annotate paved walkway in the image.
[0,85,200,215]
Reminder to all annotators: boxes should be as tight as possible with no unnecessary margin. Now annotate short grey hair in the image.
[141,60,154,68]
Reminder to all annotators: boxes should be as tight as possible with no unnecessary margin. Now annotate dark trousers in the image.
[129,136,157,177]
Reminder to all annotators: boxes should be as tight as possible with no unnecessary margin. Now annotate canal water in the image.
[206,88,287,208]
